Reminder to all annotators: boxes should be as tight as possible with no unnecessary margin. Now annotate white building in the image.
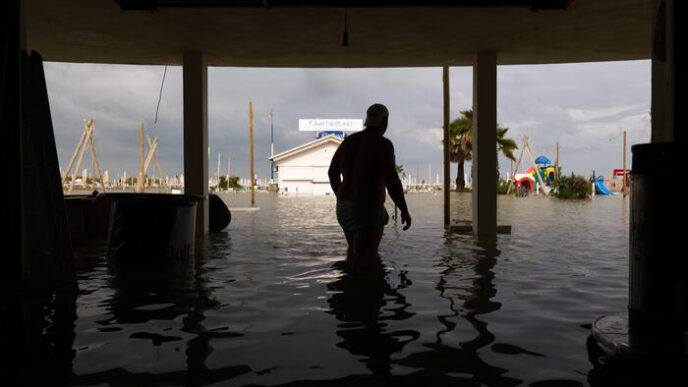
[269,134,343,195]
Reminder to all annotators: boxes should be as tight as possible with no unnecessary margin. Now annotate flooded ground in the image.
[5,192,637,385]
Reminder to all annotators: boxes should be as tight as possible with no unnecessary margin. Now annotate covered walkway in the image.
[2,0,686,384]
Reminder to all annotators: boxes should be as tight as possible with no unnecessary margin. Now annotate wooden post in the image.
[88,121,106,192]
[143,138,159,174]
[138,122,145,193]
[147,135,166,192]
[67,122,94,194]
[62,120,90,186]
[250,102,255,207]
[555,141,560,180]
[524,138,548,191]
[623,130,627,197]
[506,137,526,195]
[91,140,95,190]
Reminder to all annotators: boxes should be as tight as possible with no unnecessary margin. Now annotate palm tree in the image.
[394,164,407,181]
[449,110,472,190]
[449,109,518,190]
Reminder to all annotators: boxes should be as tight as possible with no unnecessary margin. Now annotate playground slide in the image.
[594,178,614,196]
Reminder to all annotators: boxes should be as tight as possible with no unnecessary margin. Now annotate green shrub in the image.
[497,180,512,195]
[552,175,591,199]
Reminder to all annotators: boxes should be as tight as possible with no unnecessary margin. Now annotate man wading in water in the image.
[328,103,412,265]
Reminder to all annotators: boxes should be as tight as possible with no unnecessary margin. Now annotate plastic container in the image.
[64,194,113,246]
[103,193,204,260]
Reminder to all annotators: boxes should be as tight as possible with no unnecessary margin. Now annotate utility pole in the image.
[623,130,627,198]
[249,102,255,207]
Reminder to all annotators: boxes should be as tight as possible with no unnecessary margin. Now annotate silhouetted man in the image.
[328,103,411,265]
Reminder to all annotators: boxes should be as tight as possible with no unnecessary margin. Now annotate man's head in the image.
[364,103,389,133]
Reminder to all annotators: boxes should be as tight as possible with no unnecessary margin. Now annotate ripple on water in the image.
[7,192,636,386]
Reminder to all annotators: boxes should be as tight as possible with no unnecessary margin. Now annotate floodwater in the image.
[4,192,639,385]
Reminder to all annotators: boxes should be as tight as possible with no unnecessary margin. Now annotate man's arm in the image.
[328,147,342,195]
[383,141,411,230]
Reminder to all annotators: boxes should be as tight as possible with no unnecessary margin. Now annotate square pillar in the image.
[1,0,24,286]
[443,66,451,226]
[652,0,687,143]
[183,52,208,237]
[472,52,497,238]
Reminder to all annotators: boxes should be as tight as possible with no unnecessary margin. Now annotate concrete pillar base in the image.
[587,314,686,383]
[449,220,511,235]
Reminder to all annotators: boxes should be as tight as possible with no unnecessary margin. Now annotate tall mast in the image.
[270,109,274,181]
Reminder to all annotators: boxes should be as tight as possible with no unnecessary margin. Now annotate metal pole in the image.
[270,109,274,181]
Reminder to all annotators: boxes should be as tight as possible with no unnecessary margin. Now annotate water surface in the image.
[6,192,633,385]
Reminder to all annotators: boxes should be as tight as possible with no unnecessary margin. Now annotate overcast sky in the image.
[45,60,650,182]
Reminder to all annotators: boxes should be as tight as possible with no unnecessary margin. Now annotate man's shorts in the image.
[336,200,389,232]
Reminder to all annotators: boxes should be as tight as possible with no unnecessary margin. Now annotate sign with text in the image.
[298,119,363,132]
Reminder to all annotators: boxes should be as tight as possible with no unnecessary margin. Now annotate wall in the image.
[275,141,339,195]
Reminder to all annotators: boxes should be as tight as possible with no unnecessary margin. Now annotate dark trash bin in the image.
[64,193,113,246]
[103,193,204,260]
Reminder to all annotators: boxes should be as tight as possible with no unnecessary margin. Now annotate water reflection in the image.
[394,236,523,385]
[2,193,638,385]
[105,259,197,325]
[327,258,419,375]
[0,287,77,386]
[72,233,252,385]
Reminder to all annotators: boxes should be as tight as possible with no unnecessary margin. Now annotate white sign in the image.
[298,119,363,132]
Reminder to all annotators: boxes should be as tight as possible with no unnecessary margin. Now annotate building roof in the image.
[269,134,343,163]
[515,173,536,181]
[26,0,651,67]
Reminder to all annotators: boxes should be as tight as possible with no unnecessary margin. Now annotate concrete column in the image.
[1,0,24,286]
[627,0,686,341]
[183,52,208,237]
[443,66,450,226]
[652,0,687,143]
[471,52,497,238]
[651,0,669,142]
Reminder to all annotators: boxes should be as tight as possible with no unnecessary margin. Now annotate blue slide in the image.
[591,171,614,196]
[594,177,614,196]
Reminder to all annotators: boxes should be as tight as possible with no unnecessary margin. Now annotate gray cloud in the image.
[45,60,650,183]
